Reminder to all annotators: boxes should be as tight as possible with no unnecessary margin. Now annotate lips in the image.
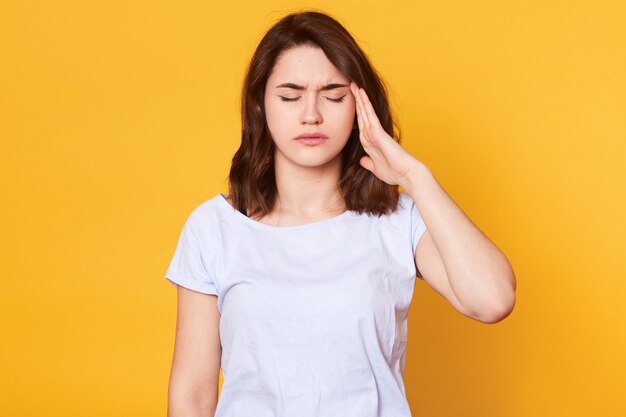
[294,132,329,140]
[294,132,328,146]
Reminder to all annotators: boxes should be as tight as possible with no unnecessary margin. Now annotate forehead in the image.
[267,45,347,87]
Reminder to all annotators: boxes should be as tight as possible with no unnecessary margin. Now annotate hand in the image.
[350,81,425,188]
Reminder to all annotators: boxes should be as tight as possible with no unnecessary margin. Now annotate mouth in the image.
[293,132,329,146]
[294,132,329,140]
[294,136,328,146]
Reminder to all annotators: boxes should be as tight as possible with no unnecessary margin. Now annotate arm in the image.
[168,286,221,417]
[407,163,516,323]
[349,81,516,323]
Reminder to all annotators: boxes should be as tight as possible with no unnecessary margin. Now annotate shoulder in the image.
[371,191,413,231]
[183,193,233,235]
[397,191,415,213]
[383,191,414,221]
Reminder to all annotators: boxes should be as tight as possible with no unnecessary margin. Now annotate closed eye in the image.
[279,96,346,103]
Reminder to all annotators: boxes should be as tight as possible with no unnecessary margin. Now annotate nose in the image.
[300,94,323,125]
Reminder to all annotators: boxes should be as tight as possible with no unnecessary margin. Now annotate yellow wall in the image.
[1,1,624,415]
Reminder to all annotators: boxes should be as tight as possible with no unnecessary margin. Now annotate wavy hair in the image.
[228,10,402,219]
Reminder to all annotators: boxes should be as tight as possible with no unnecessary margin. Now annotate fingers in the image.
[350,82,362,131]
[350,82,361,132]
[351,81,381,131]
[359,87,379,127]
[360,155,374,172]
[351,82,369,130]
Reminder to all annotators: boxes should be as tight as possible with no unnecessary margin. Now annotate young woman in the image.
[165,10,516,417]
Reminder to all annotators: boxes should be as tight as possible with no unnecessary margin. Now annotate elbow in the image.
[479,296,516,324]
[476,285,517,324]
[168,381,218,417]
[479,264,517,324]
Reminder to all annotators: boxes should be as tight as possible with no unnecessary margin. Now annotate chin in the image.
[280,152,343,169]
[296,157,340,168]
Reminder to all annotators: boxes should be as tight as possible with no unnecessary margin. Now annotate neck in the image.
[273,153,345,216]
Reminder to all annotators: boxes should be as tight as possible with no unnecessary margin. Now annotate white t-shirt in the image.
[165,191,427,417]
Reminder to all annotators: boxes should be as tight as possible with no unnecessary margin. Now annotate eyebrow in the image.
[275,82,349,91]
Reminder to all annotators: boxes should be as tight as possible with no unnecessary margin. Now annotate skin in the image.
[256,44,356,225]
[168,43,517,417]
[350,82,517,323]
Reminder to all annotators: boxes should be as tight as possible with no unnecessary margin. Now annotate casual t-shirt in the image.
[165,191,428,417]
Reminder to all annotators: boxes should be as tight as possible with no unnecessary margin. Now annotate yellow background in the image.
[1,1,624,416]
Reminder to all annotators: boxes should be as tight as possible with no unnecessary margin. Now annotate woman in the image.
[165,10,516,417]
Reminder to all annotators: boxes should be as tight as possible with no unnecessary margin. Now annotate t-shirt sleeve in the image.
[402,192,428,279]
[164,210,219,296]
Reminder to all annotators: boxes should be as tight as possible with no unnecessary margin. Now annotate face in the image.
[263,45,356,170]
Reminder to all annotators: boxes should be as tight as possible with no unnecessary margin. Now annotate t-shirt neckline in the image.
[218,193,354,231]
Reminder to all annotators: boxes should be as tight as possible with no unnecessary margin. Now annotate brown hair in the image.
[228,10,402,219]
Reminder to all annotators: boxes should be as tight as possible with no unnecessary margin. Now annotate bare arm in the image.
[349,82,516,324]
[408,163,517,323]
[168,286,221,417]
